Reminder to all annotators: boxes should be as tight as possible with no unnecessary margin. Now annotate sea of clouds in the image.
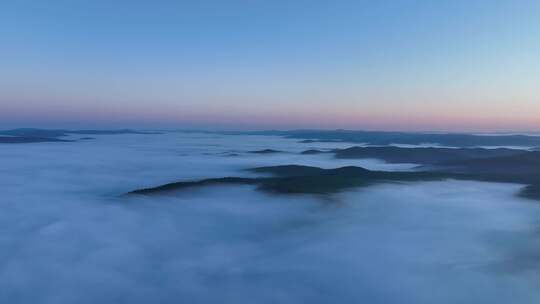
[0,132,539,303]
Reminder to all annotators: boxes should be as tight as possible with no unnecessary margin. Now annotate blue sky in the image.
[1,0,539,130]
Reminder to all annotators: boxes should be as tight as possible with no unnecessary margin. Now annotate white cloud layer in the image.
[0,133,539,303]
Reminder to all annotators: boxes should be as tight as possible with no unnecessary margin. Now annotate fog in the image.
[1,133,539,303]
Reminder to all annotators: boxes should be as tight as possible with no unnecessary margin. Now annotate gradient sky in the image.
[1,0,539,131]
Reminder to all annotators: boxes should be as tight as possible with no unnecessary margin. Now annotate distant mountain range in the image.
[0,128,161,144]
[129,145,540,201]
[4,128,540,147]
[330,146,523,164]
[222,129,540,147]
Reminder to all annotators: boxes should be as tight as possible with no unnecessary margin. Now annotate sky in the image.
[1,0,539,131]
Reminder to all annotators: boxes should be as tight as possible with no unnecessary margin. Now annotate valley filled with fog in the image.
[1,132,540,303]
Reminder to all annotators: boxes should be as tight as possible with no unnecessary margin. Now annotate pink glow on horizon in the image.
[2,101,540,132]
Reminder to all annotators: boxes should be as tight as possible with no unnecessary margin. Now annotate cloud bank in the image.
[0,133,539,303]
